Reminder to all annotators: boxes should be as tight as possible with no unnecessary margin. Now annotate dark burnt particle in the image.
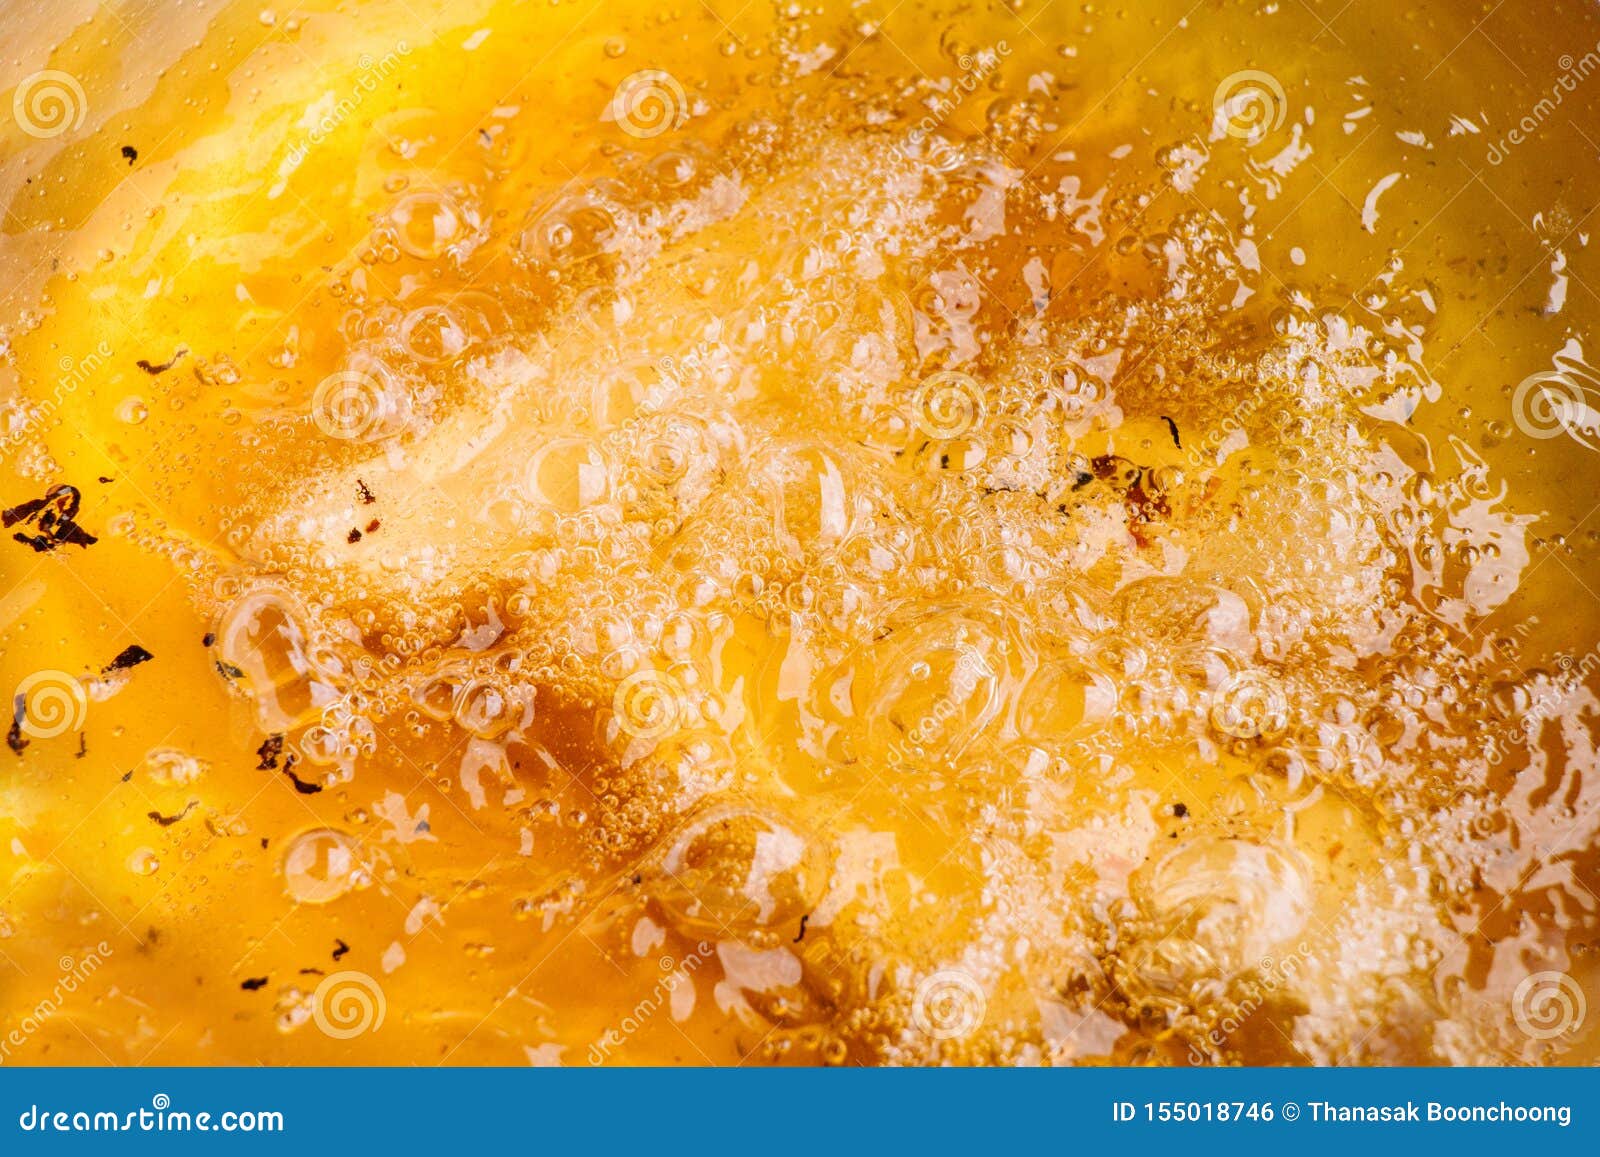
[97,476,113,484]
[281,755,322,795]
[356,478,376,504]
[346,528,362,544]
[1173,802,1189,818]
[215,659,245,680]
[201,632,216,647]
[332,939,350,961]
[255,735,285,770]
[135,347,187,375]
[794,914,809,943]
[7,715,26,756]
[120,145,138,164]
[76,733,87,759]
[4,484,97,552]
[239,977,269,991]
[1160,415,1182,449]
[104,644,154,673]
[148,801,197,827]
[365,519,380,533]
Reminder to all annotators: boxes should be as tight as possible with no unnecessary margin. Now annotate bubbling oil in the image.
[2,0,1600,1066]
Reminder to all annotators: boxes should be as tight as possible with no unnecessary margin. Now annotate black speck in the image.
[201,632,215,647]
[239,976,269,991]
[120,145,138,164]
[1071,471,1094,491]
[136,348,187,375]
[332,939,350,961]
[98,476,113,484]
[281,755,321,795]
[148,801,197,827]
[356,478,376,504]
[793,914,809,943]
[1159,415,1182,449]
[215,659,245,680]
[5,484,97,551]
[347,528,362,544]
[104,644,154,673]
[75,733,87,759]
[120,770,133,782]
[6,715,26,756]
[255,735,285,770]
[259,837,269,849]
[1173,802,1189,818]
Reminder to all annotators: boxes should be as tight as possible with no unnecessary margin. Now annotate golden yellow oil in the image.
[2,0,1600,1066]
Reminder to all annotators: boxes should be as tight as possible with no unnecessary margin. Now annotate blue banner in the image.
[1,1067,1594,1153]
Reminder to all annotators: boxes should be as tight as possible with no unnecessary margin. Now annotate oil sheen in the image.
[2,0,1599,1065]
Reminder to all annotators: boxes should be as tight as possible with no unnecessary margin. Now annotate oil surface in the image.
[2,0,1600,1065]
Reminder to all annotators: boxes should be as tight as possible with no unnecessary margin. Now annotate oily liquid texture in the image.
[2,0,1600,1065]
